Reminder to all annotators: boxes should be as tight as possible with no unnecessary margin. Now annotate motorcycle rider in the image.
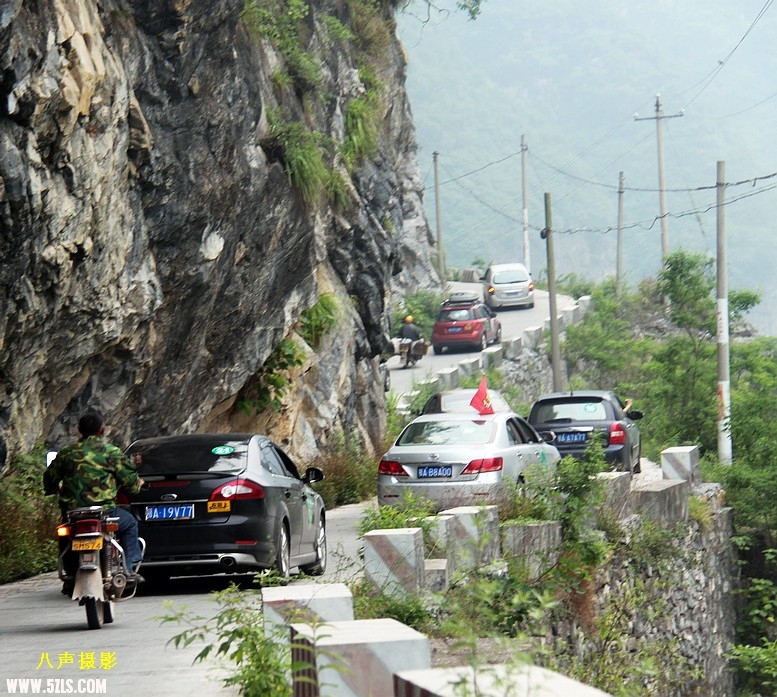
[399,315,422,342]
[44,410,145,593]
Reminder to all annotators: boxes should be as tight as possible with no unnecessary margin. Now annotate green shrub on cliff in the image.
[0,444,59,583]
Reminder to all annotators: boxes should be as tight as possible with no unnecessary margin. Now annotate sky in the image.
[397,0,777,334]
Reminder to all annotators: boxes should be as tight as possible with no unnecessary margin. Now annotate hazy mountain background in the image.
[397,0,777,335]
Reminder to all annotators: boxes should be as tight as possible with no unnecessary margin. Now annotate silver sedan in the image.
[378,412,560,511]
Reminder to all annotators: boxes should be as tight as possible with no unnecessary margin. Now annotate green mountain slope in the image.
[398,0,777,334]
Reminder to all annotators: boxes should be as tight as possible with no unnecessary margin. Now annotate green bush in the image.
[262,113,330,205]
[351,579,434,632]
[357,495,436,538]
[162,584,292,697]
[298,293,339,349]
[243,0,321,93]
[308,433,376,509]
[0,444,60,583]
[343,94,380,171]
[238,338,305,414]
[391,290,446,341]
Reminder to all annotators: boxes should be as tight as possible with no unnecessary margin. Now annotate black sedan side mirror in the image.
[304,467,325,484]
[539,430,556,443]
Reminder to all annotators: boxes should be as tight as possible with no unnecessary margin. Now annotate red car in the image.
[431,293,502,354]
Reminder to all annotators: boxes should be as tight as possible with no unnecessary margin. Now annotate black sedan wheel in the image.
[274,522,290,581]
[300,519,327,576]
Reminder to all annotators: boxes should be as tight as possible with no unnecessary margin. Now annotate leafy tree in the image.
[656,251,716,337]
[391,289,445,340]
[562,279,654,390]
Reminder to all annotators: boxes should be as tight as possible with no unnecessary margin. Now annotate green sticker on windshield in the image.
[584,403,597,412]
[212,445,235,456]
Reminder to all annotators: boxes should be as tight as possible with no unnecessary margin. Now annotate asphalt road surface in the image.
[0,502,368,697]
[388,281,572,398]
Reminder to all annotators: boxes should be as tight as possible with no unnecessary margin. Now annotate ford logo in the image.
[161,493,178,502]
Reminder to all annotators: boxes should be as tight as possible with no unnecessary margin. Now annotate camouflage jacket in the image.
[43,435,142,510]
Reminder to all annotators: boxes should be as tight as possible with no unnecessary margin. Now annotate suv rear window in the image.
[534,400,608,422]
[438,308,474,321]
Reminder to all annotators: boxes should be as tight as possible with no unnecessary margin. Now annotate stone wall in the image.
[366,463,737,695]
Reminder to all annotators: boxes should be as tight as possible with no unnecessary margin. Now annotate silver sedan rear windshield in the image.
[492,270,529,284]
[397,420,496,446]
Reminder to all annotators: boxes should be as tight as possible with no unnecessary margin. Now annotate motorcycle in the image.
[397,337,428,369]
[56,506,144,630]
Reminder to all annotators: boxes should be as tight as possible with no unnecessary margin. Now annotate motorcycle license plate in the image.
[72,537,103,551]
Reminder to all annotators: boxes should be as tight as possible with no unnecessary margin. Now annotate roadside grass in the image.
[0,444,59,583]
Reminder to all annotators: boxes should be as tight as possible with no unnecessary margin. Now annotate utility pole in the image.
[521,135,531,273]
[433,151,446,286]
[635,95,683,262]
[542,193,563,392]
[716,160,733,465]
[616,171,624,298]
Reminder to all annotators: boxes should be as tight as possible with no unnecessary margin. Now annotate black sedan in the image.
[122,433,326,581]
[528,390,643,474]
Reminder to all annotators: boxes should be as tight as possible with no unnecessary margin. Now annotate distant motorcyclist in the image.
[399,315,422,341]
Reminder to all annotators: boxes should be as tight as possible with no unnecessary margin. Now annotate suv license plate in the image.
[417,466,453,478]
[557,432,587,443]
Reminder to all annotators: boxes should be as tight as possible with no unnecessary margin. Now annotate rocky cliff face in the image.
[0,0,438,466]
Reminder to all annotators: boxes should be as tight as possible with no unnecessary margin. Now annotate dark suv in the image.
[528,390,643,474]
[431,292,502,354]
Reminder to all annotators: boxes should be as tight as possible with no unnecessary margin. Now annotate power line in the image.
[682,0,774,110]
[526,149,777,193]
[439,151,522,185]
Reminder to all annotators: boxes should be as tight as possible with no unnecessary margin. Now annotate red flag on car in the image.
[469,376,495,415]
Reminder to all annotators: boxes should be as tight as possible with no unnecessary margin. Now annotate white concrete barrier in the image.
[523,326,544,349]
[262,583,354,633]
[438,506,501,571]
[481,345,503,369]
[364,528,425,597]
[394,663,613,697]
[661,445,701,485]
[291,618,430,697]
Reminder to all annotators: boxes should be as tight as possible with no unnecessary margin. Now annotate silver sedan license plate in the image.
[417,465,453,478]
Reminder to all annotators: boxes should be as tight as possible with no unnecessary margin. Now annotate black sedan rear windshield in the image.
[534,400,608,422]
[127,437,249,475]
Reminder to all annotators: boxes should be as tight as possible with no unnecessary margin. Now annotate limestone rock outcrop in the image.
[0,0,438,464]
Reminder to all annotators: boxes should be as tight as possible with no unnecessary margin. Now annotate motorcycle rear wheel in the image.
[85,598,111,630]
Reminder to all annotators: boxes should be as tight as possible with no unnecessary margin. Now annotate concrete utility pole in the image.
[616,171,624,299]
[635,95,684,262]
[433,151,446,286]
[521,135,531,273]
[542,193,563,392]
[716,160,733,465]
